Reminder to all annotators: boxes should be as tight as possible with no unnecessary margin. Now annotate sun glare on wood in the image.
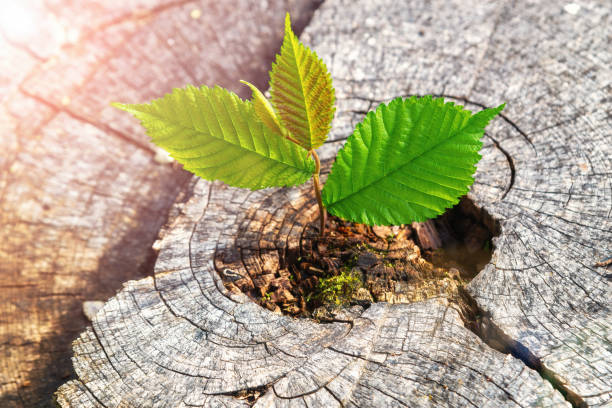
[0,2,38,39]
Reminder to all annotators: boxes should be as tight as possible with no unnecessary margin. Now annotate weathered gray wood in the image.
[0,1,321,406]
[56,180,567,407]
[55,0,611,406]
[306,0,611,405]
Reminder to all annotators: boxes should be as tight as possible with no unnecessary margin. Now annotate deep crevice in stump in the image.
[458,288,585,408]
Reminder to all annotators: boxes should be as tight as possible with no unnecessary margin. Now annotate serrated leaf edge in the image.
[322,96,505,225]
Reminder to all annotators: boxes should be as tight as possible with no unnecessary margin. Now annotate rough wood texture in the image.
[55,0,610,406]
[0,1,321,406]
[305,0,611,404]
[57,181,567,407]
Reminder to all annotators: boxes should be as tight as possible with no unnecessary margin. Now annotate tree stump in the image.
[55,0,610,406]
[0,1,321,406]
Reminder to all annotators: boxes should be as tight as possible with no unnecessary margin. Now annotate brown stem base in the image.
[310,150,327,236]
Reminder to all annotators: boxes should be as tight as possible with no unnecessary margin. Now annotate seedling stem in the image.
[311,149,327,236]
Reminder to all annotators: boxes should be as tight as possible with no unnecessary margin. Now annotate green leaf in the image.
[321,96,505,225]
[269,13,335,150]
[240,80,286,139]
[112,85,315,190]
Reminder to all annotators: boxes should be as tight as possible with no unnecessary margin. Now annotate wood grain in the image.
[55,0,611,406]
[57,181,567,407]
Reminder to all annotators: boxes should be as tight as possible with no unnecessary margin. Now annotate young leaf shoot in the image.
[269,14,336,151]
[113,12,503,235]
[113,85,314,190]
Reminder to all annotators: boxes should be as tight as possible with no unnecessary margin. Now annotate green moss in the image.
[317,269,362,305]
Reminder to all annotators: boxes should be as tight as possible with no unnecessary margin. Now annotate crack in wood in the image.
[458,289,585,407]
[52,0,610,406]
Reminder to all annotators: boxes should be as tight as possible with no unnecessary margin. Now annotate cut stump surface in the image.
[56,0,610,407]
[56,180,567,408]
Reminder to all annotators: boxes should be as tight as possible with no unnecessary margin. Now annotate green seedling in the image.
[113,13,504,236]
